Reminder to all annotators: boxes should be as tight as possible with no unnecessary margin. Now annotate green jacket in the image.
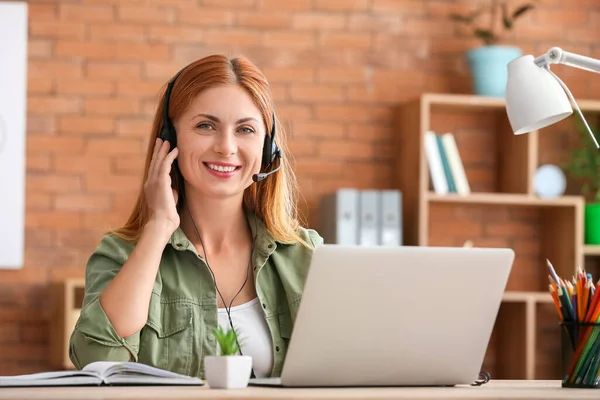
[69,212,323,379]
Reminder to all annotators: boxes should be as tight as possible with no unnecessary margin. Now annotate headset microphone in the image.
[252,150,281,182]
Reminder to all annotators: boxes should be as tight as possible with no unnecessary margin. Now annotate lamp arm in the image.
[534,47,600,74]
[533,47,600,149]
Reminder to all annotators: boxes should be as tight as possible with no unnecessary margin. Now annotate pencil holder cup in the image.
[561,321,600,388]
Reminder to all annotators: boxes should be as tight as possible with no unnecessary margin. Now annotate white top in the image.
[217,298,274,378]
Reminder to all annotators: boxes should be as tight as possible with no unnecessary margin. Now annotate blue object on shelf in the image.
[467,45,522,98]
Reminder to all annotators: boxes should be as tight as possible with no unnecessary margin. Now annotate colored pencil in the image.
[546,260,600,386]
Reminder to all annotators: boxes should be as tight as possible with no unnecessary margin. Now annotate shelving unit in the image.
[393,93,600,380]
[49,278,85,370]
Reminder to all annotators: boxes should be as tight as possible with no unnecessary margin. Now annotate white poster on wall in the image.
[0,2,27,269]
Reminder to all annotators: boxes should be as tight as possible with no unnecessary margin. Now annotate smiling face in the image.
[174,84,266,200]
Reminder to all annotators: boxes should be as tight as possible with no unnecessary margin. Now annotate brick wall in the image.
[1,0,600,375]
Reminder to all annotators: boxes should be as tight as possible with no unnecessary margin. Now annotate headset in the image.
[159,64,282,183]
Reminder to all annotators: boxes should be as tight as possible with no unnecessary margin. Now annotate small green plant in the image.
[450,0,537,46]
[564,117,600,203]
[213,326,240,356]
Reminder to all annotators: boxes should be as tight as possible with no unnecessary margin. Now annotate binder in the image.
[358,190,379,246]
[379,190,402,246]
[319,189,359,245]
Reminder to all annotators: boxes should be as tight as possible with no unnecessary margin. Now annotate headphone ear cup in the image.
[261,135,273,168]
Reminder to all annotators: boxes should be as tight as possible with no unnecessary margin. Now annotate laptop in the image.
[249,244,514,388]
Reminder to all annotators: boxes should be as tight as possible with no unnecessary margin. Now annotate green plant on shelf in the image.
[213,326,240,356]
[449,0,536,46]
[564,116,600,203]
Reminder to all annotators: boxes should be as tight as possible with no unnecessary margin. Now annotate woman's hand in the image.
[144,138,180,235]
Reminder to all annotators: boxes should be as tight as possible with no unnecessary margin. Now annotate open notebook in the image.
[0,362,204,387]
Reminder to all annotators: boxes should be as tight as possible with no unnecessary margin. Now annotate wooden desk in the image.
[0,380,598,400]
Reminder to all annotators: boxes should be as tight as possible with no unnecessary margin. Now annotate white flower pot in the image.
[204,355,252,389]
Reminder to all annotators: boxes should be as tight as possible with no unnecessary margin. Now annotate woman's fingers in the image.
[149,139,170,178]
[160,147,179,177]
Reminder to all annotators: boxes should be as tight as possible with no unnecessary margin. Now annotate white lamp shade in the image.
[505,55,573,135]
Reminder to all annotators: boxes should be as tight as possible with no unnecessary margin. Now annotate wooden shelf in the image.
[49,278,85,370]
[502,291,554,303]
[393,92,589,381]
[428,192,582,207]
[583,245,600,256]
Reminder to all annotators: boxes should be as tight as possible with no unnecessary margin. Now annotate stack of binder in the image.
[319,189,403,246]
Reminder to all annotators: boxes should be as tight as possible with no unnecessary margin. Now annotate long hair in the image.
[110,54,309,247]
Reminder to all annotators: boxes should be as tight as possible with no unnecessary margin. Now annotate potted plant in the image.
[203,326,252,389]
[564,116,600,245]
[450,0,536,97]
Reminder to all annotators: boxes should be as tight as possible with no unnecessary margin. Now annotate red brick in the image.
[294,159,345,177]
[289,85,344,103]
[317,140,375,160]
[55,156,112,175]
[144,62,185,80]
[59,4,115,22]
[27,3,57,20]
[28,96,82,115]
[88,24,146,42]
[27,79,53,95]
[86,138,143,155]
[117,5,176,24]
[258,0,312,11]
[55,79,115,96]
[348,14,402,33]
[27,115,56,135]
[264,32,317,50]
[178,8,235,25]
[317,67,369,84]
[58,116,116,134]
[315,104,391,122]
[146,26,204,43]
[262,67,315,84]
[28,60,83,79]
[346,123,390,142]
[27,40,53,58]
[85,173,141,194]
[203,0,256,8]
[286,138,319,157]
[26,212,82,230]
[55,194,113,212]
[86,62,142,79]
[28,136,86,154]
[55,229,104,248]
[372,0,426,14]
[292,121,345,139]
[292,13,346,30]
[114,157,144,174]
[116,119,153,138]
[26,194,53,211]
[84,98,141,116]
[319,33,371,49]
[275,105,312,120]
[55,40,115,60]
[203,30,262,47]
[27,174,82,194]
[236,11,292,28]
[314,0,369,11]
[117,81,162,97]
[30,21,86,39]
[534,9,589,25]
[0,324,20,343]
[26,155,52,172]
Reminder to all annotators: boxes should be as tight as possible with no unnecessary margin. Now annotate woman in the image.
[69,54,323,380]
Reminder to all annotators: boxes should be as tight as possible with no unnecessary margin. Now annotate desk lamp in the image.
[505,47,600,149]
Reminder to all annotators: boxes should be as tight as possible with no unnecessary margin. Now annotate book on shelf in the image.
[0,361,204,387]
[424,130,470,196]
